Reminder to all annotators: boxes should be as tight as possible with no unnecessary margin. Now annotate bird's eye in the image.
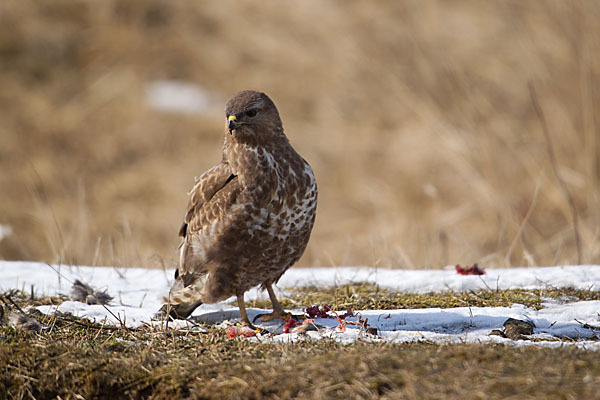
[246,109,257,118]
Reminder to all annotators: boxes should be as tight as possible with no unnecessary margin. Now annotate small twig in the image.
[468,290,486,300]
[575,319,600,331]
[165,298,171,334]
[47,306,60,333]
[477,275,493,291]
[0,293,26,314]
[113,267,126,279]
[93,321,106,340]
[61,313,139,332]
[138,293,147,309]
[45,263,75,286]
[69,318,120,331]
[101,304,127,331]
[528,82,583,264]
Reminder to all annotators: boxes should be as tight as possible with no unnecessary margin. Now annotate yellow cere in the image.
[228,115,237,122]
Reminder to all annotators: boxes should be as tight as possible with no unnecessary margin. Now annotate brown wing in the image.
[178,162,235,238]
[178,162,242,277]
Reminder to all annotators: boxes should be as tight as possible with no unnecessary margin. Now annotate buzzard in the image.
[159,90,317,327]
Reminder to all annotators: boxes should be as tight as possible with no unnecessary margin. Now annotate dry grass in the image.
[1,0,600,268]
[2,289,600,399]
[4,331,600,400]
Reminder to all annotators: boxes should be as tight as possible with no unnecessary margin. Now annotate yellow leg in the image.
[256,283,293,322]
[237,294,257,329]
[267,284,287,315]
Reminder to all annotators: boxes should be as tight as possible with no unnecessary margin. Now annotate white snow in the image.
[1,261,599,349]
[0,225,12,241]
[146,80,220,115]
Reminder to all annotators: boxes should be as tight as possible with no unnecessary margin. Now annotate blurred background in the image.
[1,0,599,269]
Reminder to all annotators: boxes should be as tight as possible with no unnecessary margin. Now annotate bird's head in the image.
[224,90,284,144]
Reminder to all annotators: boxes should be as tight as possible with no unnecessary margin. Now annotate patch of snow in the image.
[0,225,12,241]
[146,80,220,115]
[276,265,600,292]
[1,261,599,349]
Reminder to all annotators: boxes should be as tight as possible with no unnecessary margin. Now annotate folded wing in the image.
[177,162,241,280]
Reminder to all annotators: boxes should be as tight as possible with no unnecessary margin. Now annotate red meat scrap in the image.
[305,304,355,320]
[455,264,486,275]
[291,318,318,334]
[226,324,257,338]
[282,317,300,334]
[304,304,331,318]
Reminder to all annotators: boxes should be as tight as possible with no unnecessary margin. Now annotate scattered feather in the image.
[70,280,113,305]
[8,313,48,333]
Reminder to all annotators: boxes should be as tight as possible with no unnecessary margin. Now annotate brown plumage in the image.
[159,90,317,326]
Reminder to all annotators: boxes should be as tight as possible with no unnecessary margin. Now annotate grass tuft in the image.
[246,283,600,311]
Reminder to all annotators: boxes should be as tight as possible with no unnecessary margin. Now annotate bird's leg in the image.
[237,294,257,329]
[254,283,294,322]
[267,283,288,316]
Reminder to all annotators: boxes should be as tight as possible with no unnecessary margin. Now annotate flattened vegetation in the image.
[2,286,600,399]
[2,317,600,399]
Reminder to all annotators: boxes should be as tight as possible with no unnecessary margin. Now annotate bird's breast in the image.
[241,151,316,242]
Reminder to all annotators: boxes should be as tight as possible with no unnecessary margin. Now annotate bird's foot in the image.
[238,320,270,335]
[252,311,304,324]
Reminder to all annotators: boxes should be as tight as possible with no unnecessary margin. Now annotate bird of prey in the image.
[158,90,317,327]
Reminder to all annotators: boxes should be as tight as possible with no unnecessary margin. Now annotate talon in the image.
[253,312,290,323]
[237,320,267,334]
[253,312,304,323]
[256,327,270,335]
[239,321,269,335]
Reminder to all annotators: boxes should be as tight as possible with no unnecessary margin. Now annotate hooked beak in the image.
[227,115,251,134]
[228,115,238,134]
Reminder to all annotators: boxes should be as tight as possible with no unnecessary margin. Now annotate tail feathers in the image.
[155,274,207,320]
[156,299,203,320]
[163,282,204,307]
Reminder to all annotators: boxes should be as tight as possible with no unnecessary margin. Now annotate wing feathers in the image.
[179,161,243,275]
[181,162,234,230]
